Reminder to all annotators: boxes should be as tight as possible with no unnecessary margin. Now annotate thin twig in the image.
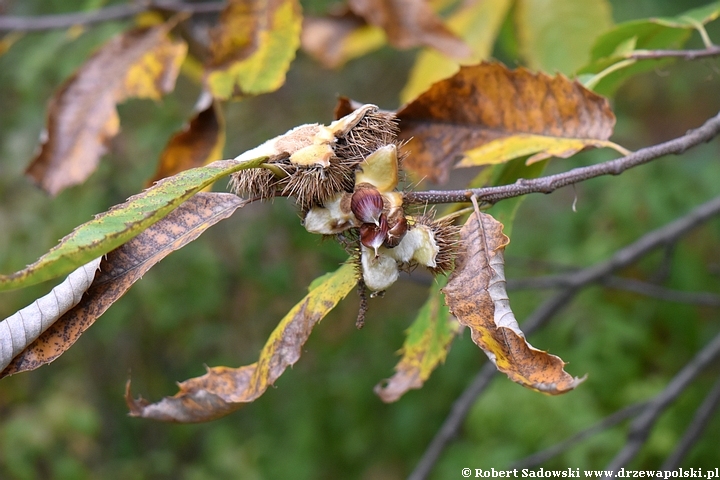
[409,194,720,480]
[660,374,720,471]
[602,277,720,308]
[602,330,720,478]
[0,1,225,32]
[405,111,720,206]
[628,46,720,61]
[356,279,368,329]
[507,275,720,307]
[407,361,497,480]
[510,402,649,469]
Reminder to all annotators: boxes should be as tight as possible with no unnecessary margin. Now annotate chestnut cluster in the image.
[230,105,459,294]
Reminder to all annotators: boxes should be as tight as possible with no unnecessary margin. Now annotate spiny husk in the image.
[232,107,402,214]
[288,109,401,210]
[282,158,356,210]
[334,109,400,165]
[229,166,278,200]
[416,214,462,275]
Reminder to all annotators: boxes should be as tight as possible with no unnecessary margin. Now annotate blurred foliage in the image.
[1,0,720,479]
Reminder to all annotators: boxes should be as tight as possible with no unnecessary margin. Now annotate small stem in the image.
[681,16,715,49]
[356,280,368,329]
[629,45,720,61]
[0,1,225,33]
[584,58,637,90]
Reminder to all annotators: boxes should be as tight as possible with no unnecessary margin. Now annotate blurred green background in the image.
[1,0,720,478]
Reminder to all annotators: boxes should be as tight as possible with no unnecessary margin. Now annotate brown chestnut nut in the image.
[384,214,408,248]
[351,184,384,225]
[360,214,389,257]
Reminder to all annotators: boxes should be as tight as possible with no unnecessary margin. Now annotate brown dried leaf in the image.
[147,98,225,184]
[26,21,187,195]
[125,263,357,422]
[1,193,246,378]
[396,62,616,183]
[348,0,471,59]
[442,210,584,394]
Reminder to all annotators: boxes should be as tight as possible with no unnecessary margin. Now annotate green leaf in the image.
[515,0,613,74]
[2,193,248,378]
[580,2,720,95]
[653,2,720,28]
[375,277,459,402]
[0,157,266,292]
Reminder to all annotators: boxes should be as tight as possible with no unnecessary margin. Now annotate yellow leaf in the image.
[205,0,302,99]
[459,134,629,167]
[125,262,357,422]
[122,37,187,100]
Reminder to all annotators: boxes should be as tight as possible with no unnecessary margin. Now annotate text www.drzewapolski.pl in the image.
[461,468,720,479]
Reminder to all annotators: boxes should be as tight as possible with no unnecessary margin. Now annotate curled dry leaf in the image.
[0,193,246,378]
[301,10,384,69]
[205,0,302,99]
[396,62,620,183]
[0,157,266,292]
[375,278,460,402]
[125,263,357,422]
[348,0,471,59]
[147,97,225,184]
[442,210,584,394]
[26,20,187,195]
[400,0,512,103]
[0,258,101,372]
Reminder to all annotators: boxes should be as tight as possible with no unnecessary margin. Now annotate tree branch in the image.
[660,373,720,471]
[602,277,720,308]
[603,330,720,477]
[629,46,720,61]
[510,402,649,469]
[0,1,225,33]
[409,194,720,480]
[507,276,720,307]
[407,361,497,480]
[405,111,720,206]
